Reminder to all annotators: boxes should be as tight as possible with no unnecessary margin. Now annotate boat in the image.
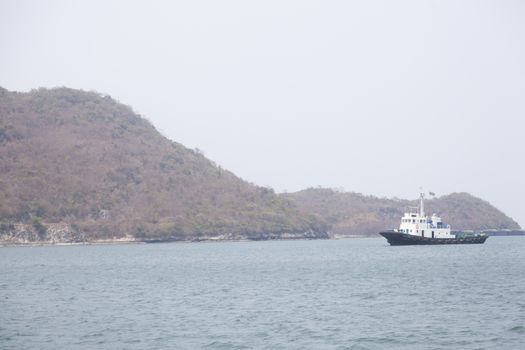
[379,192,488,245]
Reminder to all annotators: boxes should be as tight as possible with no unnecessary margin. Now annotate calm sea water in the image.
[1,237,524,349]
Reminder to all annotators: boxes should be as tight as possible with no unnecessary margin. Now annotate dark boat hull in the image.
[379,231,488,246]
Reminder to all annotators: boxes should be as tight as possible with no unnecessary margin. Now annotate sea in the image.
[1,237,524,350]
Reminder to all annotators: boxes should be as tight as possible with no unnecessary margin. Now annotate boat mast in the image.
[419,191,425,217]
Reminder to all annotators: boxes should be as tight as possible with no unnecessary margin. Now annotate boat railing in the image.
[427,224,451,229]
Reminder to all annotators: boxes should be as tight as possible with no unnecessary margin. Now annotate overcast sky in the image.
[1,0,524,226]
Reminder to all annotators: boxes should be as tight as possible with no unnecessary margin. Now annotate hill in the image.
[0,87,327,243]
[283,188,520,237]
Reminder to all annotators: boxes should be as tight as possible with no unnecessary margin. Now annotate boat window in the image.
[412,219,415,223]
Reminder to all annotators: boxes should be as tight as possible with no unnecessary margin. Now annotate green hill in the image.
[283,188,520,237]
[0,87,327,242]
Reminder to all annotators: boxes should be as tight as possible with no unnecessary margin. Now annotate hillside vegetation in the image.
[0,87,327,241]
[283,188,520,237]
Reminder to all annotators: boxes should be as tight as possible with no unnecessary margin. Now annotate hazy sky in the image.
[1,0,524,226]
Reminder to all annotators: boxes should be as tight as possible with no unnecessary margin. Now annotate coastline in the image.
[0,222,331,247]
[0,235,344,248]
[2,228,523,248]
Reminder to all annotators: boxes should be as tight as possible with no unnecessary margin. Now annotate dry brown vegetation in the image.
[0,87,327,240]
[283,188,520,237]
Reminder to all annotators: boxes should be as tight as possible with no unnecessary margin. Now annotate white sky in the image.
[1,0,524,227]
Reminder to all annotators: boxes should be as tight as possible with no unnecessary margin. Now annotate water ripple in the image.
[1,237,524,349]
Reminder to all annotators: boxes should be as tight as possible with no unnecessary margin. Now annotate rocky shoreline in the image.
[0,222,329,246]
